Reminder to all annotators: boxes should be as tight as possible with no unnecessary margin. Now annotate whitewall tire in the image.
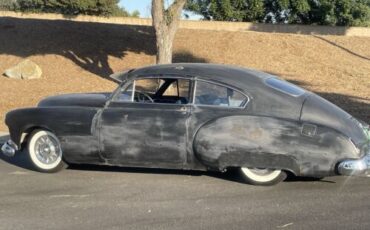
[27,130,66,173]
[240,167,287,186]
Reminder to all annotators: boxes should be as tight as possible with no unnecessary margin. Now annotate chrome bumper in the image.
[1,140,18,157]
[338,155,370,176]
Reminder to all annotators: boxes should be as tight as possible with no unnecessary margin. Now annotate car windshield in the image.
[265,78,305,97]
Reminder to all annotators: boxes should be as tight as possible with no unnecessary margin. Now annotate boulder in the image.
[4,59,42,79]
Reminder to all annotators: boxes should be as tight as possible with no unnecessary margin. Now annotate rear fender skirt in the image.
[217,151,299,175]
[193,116,360,177]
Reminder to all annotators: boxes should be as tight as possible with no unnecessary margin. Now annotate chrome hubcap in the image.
[34,135,61,165]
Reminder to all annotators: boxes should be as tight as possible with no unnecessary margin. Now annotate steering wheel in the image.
[135,91,154,103]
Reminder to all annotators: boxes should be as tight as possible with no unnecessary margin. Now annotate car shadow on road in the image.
[70,165,333,185]
[0,151,250,184]
[0,151,336,185]
[285,175,336,184]
[68,163,249,184]
[0,150,35,171]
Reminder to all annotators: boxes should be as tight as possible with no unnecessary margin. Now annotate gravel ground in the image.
[0,17,369,132]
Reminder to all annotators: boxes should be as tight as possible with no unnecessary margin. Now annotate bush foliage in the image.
[0,0,139,17]
[186,0,370,26]
[0,0,19,10]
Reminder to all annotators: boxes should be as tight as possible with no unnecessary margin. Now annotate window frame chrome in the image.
[109,74,250,110]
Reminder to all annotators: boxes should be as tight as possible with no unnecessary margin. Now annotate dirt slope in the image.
[0,17,369,131]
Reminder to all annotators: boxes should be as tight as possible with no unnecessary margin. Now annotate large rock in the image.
[4,59,42,79]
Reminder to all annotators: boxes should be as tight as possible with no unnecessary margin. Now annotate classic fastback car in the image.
[2,64,370,185]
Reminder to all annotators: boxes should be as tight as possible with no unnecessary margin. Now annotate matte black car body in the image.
[3,64,370,177]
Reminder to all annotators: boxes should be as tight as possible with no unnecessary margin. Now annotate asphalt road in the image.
[1,147,370,230]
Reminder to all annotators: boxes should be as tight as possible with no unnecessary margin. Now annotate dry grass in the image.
[0,17,369,131]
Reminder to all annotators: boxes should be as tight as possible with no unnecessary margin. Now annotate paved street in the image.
[1,145,370,230]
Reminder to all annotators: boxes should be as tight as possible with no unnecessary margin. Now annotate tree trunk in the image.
[152,0,186,64]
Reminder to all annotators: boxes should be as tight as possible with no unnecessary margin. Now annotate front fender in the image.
[5,107,99,147]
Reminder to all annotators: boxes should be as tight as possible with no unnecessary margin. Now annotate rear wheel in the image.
[27,130,66,173]
[239,167,287,186]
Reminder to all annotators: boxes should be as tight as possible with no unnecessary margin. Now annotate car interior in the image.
[118,78,191,104]
[118,77,247,107]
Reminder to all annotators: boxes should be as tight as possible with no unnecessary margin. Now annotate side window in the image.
[135,78,163,94]
[133,78,162,103]
[163,79,190,98]
[117,82,134,102]
[195,81,247,108]
[116,77,191,104]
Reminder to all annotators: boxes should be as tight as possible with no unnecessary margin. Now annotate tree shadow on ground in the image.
[313,35,370,62]
[173,50,209,63]
[0,17,210,81]
[0,17,157,80]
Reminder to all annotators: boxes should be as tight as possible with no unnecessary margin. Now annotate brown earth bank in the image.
[0,17,369,131]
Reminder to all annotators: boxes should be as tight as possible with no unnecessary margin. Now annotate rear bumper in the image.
[337,154,370,176]
[1,140,18,157]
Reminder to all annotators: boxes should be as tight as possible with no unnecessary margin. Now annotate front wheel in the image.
[239,167,287,186]
[27,130,66,173]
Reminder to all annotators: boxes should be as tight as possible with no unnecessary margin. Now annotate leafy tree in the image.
[0,0,19,10]
[186,0,370,26]
[186,0,265,21]
[130,9,140,17]
[11,0,139,17]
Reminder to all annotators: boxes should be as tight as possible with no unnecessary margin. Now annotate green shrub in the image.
[0,0,19,10]
[14,0,136,17]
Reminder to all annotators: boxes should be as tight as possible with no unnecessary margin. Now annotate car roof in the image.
[110,63,308,121]
[111,63,274,91]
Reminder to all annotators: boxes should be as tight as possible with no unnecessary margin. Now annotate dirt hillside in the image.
[0,17,369,131]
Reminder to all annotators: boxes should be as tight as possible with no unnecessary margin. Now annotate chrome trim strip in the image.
[192,79,197,106]
[131,80,136,102]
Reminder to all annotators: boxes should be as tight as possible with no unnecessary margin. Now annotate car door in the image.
[99,76,192,169]
[186,79,251,169]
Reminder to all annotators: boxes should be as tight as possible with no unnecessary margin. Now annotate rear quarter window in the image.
[195,80,248,108]
[265,78,305,97]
